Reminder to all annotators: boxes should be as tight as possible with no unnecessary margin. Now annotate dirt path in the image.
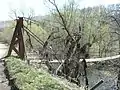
[0,43,10,90]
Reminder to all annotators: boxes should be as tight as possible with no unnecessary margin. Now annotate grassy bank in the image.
[5,57,69,90]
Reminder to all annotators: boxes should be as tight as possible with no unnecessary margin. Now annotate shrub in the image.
[6,57,68,90]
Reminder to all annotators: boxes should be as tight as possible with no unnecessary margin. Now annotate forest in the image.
[0,0,120,90]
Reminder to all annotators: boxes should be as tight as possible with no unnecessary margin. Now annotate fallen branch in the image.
[90,80,103,90]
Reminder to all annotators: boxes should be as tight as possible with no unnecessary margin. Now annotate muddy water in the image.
[0,43,10,90]
[0,43,8,58]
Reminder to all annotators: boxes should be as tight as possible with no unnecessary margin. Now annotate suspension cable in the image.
[24,28,44,46]
[24,26,44,44]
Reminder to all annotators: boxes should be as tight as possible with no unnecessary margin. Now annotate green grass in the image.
[5,57,69,90]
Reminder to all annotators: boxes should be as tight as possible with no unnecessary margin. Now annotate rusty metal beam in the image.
[7,17,25,59]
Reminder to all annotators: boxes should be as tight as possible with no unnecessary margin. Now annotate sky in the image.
[0,0,120,21]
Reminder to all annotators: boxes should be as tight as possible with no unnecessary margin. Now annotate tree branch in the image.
[48,0,73,39]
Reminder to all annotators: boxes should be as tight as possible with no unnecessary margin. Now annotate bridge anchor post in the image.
[7,17,25,60]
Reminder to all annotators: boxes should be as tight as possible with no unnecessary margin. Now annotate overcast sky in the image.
[0,0,120,21]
